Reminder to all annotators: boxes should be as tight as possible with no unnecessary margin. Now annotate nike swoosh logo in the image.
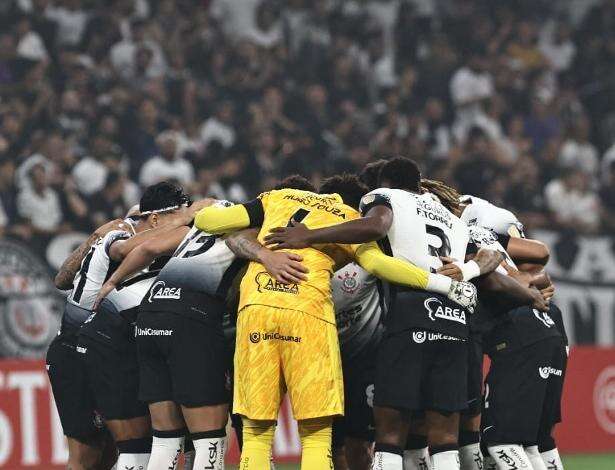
[483,425,494,432]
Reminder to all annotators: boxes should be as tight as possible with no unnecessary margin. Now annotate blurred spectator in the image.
[545,167,601,233]
[0,0,612,243]
[139,130,195,187]
[16,162,63,234]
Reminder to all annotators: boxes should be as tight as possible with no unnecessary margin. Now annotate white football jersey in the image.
[332,263,383,356]
[361,188,470,273]
[68,229,131,310]
[460,195,523,237]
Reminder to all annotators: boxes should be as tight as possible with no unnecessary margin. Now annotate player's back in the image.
[361,188,469,273]
[239,188,359,323]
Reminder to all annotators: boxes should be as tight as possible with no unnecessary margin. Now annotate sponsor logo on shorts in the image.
[136,327,173,336]
[593,366,615,434]
[76,346,87,354]
[148,281,182,303]
[538,366,563,379]
[365,384,375,408]
[93,411,104,429]
[255,272,298,294]
[337,271,359,294]
[533,309,555,328]
[495,449,520,469]
[249,331,301,343]
[424,297,466,324]
[412,330,462,343]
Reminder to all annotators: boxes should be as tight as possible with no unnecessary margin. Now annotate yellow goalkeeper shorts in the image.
[233,305,344,421]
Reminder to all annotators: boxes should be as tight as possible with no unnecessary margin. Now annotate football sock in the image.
[148,429,185,470]
[115,437,151,470]
[183,436,195,469]
[540,448,564,470]
[404,434,430,470]
[487,445,532,470]
[240,419,276,469]
[431,444,460,470]
[373,443,403,470]
[298,417,333,470]
[458,431,482,470]
[191,429,226,470]
[525,445,548,470]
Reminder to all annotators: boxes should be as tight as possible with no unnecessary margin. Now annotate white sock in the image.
[116,453,150,470]
[483,455,496,470]
[403,448,431,469]
[183,450,195,469]
[373,451,403,469]
[526,445,547,470]
[148,436,184,470]
[193,435,226,470]
[541,448,564,470]
[488,445,533,470]
[459,443,483,470]
[432,450,460,470]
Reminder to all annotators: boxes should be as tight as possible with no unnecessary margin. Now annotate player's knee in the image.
[373,407,407,446]
[67,436,105,470]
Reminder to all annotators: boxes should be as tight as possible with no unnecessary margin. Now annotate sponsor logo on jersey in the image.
[412,330,462,343]
[469,226,498,245]
[136,327,173,336]
[416,197,453,228]
[538,366,563,379]
[424,298,466,324]
[593,366,615,434]
[338,271,359,294]
[533,309,555,328]
[255,272,298,294]
[76,346,87,354]
[148,281,182,302]
[249,331,301,343]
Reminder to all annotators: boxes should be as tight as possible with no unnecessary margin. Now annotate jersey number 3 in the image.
[426,224,451,272]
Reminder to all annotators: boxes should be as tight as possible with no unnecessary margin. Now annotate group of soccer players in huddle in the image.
[46,156,568,470]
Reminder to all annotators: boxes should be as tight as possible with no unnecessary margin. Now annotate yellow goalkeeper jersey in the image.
[238,188,359,324]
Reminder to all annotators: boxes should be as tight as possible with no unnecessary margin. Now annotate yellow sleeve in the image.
[354,241,430,289]
[194,204,252,234]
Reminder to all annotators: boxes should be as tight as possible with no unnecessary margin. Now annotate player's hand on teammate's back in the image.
[437,257,463,281]
[92,280,117,311]
[447,280,477,313]
[259,250,309,284]
[265,221,312,250]
[529,286,550,312]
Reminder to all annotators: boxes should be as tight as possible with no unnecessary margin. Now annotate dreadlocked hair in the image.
[420,179,462,214]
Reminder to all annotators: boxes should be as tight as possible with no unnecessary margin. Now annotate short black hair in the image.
[379,157,421,192]
[319,173,368,210]
[139,181,190,213]
[359,159,388,190]
[274,174,316,192]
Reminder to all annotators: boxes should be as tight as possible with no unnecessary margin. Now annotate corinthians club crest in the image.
[0,240,62,357]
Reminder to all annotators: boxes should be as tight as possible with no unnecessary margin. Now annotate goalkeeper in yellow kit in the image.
[194,175,475,470]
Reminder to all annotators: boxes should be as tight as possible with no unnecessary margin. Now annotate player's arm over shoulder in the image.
[194,193,271,234]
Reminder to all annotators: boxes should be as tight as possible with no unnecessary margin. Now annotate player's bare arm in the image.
[437,248,504,282]
[94,225,191,309]
[264,205,393,249]
[225,228,309,284]
[107,201,211,262]
[54,218,125,290]
[479,270,549,312]
[506,237,550,266]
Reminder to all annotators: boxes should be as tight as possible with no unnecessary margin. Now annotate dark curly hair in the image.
[319,173,369,210]
[274,174,316,192]
[139,181,190,214]
[359,159,388,190]
[379,156,421,192]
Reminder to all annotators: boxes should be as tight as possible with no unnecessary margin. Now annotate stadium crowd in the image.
[1,0,615,253]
